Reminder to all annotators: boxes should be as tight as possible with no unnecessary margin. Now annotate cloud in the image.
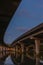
[15,27,28,31]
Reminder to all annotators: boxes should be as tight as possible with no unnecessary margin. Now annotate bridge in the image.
[12,23,43,56]
[0,0,43,63]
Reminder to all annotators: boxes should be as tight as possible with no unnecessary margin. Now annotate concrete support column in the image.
[26,46,29,52]
[36,55,40,65]
[35,39,40,56]
[15,42,24,53]
[16,45,18,52]
[20,43,24,53]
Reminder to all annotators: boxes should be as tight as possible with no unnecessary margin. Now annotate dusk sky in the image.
[4,0,43,44]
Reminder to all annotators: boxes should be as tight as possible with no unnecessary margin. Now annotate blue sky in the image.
[4,0,43,44]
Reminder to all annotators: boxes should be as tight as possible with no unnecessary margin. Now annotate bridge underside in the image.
[0,0,21,45]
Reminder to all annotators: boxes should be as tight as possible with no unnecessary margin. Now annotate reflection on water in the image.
[0,44,43,65]
[0,51,43,65]
[4,55,14,65]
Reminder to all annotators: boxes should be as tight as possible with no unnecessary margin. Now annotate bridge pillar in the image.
[36,55,40,65]
[16,45,18,52]
[15,42,24,53]
[35,39,40,56]
[20,43,24,53]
